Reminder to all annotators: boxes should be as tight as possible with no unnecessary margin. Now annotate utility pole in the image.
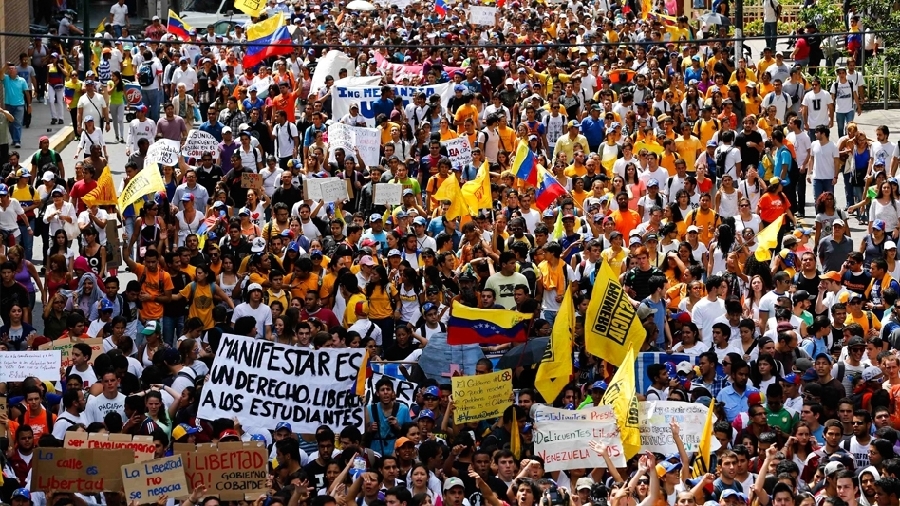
[82,0,92,78]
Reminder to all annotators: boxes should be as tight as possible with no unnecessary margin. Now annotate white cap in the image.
[246,283,263,292]
[886,241,897,250]
[686,225,700,233]
[42,171,55,182]
[251,237,267,253]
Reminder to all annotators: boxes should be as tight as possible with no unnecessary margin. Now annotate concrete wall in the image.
[0,0,34,104]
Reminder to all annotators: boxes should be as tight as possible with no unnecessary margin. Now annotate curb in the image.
[49,126,75,153]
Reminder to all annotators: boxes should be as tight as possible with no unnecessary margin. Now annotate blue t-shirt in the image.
[641,298,667,346]
[199,121,224,142]
[776,146,793,182]
[361,231,388,252]
[3,75,28,106]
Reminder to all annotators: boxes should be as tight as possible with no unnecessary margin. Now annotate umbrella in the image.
[347,0,376,10]
[419,333,486,381]
[497,337,549,369]
[698,11,730,26]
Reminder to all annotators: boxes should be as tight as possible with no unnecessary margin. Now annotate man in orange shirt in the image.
[273,81,301,123]
[122,248,174,323]
[611,192,641,238]
[20,386,57,438]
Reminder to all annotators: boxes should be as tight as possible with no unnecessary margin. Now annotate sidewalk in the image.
[16,99,74,167]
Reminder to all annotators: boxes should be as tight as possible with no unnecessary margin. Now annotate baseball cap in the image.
[801,368,818,381]
[591,380,608,391]
[247,283,263,292]
[657,461,682,477]
[251,237,267,253]
[686,225,700,233]
[422,302,437,314]
[42,171,55,182]
[359,255,376,266]
[444,478,466,492]
[402,188,414,196]
[395,436,415,448]
[706,140,717,147]
[0,184,7,196]
[172,423,200,441]
[575,478,594,491]
[414,217,427,226]
[51,188,65,197]
[418,408,436,420]
[12,489,31,501]
[636,304,657,320]
[824,461,846,477]
[369,213,383,222]
[219,429,240,441]
[863,366,884,382]
[141,320,160,335]
[782,372,802,385]
[676,361,694,375]
[388,249,401,257]
[275,422,293,432]
[181,193,195,202]
[874,219,887,231]
[423,385,440,398]
[100,298,115,312]
[721,491,747,503]
[847,335,866,348]
[819,271,842,282]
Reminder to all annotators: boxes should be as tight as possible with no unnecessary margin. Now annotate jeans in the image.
[161,315,184,346]
[764,22,778,52]
[542,309,558,328]
[813,178,835,202]
[836,110,856,138]
[113,25,123,38]
[371,317,394,349]
[18,218,34,262]
[123,215,135,261]
[796,176,808,215]
[843,172,858,212]
[6,104,24,144]
[142,88,162,122]
[33,65,47,101]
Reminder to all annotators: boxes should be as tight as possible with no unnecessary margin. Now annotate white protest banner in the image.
[333,83,455,127]
[442,137,473,171]
[122,455,189,503]
[468,6,497,26]
[327,123,386,168]
[320,178,349,203]
[182,130,219,160]
[311,50,355,95]
[327,122,355,163]
[638,401,716,453]
[373,183,403,206]
[532,404,626,471]
[364,372,417,407]
[0,351,61,382]
[197,333,366,433]
[146,139,181,166]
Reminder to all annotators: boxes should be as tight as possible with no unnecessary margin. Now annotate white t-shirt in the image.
[139,59,163,90]
[232,301,273,339]
[811,140,839,180]
[715,144,742,179]
[52,412,83,440]
[109,3,128,26]
[78,209,109,244]
[82,391,127,425]
[801,90,833,129]
[691,297,725,345]
[831,80,856,114]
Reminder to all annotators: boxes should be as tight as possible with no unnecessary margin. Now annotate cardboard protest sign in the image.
[65,432,156,462]
[197,333,366,432]
[320,178,349,202]
[146,139,181,166]
[442,137,473,171]
[122,455,189,503]
[241,173,263,190]
[364,372,417,407]
[174,441,268,500]
[0,350,61,382]
[32,447,134,493]
[39,338,103,367]
[451,369,512,424]
[468,6,497,26]
[0,396,7,438]
[304,177,353,201]
[532,404,626,471]
[182,130,220,160]
[373,183,403,206]
[638,401,716,453]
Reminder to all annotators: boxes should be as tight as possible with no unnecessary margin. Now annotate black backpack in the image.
[137,61,154,87]
[715,146,734,176]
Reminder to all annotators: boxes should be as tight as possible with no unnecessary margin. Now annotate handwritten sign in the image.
[66,432,156,462]
[364,372,416,407]
[532,404,626,471]
[320,178,349,202]
[0,396,7,437]
[638,401,716,453]
[174,441,268,500]
[122,455,189,503]
[451,369,512,424]
[197,333,366,433]
[146,139,181,167]
[373,183,403,206]
[32,447,134,493]
[182,130,220,160]
[355,128,381,167]
[241,173,262,190]
[327,123,381,167]
[0,350,61,382]
[304,177,349,201]
[468,6,497,26]
[442,137,473,171]
[39,338,103,367]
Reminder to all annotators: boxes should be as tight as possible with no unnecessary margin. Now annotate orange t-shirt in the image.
[758,192,789,224]
[285,272,319,300]
[273,91,299,123]
[611,209,641,237]
[132,264,175,321]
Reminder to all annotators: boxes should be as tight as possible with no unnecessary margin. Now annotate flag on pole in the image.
[584,259,646,366]
[235,0,267,17]
[244,14,293,69]
[534,166,568,211]
[754,215,785,262]
[460,161,493,212]
[81,166,118,206]
[118,163,166,213]
[512,140,538,186]
[167,10,193,41]
[602,346,641,459]
[433,173,470,220]
[534,287,574,403]
[692,400,715,477]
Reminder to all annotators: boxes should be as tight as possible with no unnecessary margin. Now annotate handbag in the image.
[63,220,80,241]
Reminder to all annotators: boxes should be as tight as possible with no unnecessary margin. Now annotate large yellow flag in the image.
[247,12,285,40]
[754,215,785,262]
[692,400,715,477]
[118,163,166,214]
[602,346,641,458]
[235,0,267,17]
[510,408,521,459]
[82,166,118,206]
[434,173,470,220]
[584,260,646,366]
[534,287,574,403]
[460,161,492,212]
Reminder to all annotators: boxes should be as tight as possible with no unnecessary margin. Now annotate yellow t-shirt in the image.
[344,293,367,327]
[685,209,719,245]
[266,288,289,311]
[693,118,719,146]
[367,284,394,320]
[454,104,479,132]
[660,152,680,176]
[439,129,459,142]
[602,247,627,275]
[845,312,882,336]
[179,282,216,329]
[564,163,587,178]
[675,135,702,172]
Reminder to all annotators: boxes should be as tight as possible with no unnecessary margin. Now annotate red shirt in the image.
[69,179,97,214]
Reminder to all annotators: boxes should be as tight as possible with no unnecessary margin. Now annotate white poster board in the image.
[146,139,181,166]
[638,401,717,454]
[182,130,220,160]
[468,6,497,26]
[327,123,381,168]
[320,178,349,202]
[373,183,403,206]
[532,404,626,471]
[0,351,62,382]
[442,137,473,171]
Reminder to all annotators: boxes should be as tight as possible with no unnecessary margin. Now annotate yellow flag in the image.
[433,173,470,220]
[535,287,574,403]
[584,260,647,366]
[118,162,166,214]
[82,166,118,206]
[510,408,521,459]
[601,346,641,458]
[247,12,285,40]
[95,17,107,35]
[235,0,267,17]
[460,161,492,212]
[754,215,785,262]
[692,400,715,478]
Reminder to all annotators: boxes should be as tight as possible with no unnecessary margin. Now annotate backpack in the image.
[186,281,217,307]
[716,146,735,176]
[769,0,782,18]
[137,61,155,87]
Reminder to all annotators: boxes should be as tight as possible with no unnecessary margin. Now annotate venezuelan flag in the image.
[167,10,192,41]
[435,0,447,16]
[447,301,532,346]
[512,140,537,186]
[244,14,293,69]
[534,166,567,211]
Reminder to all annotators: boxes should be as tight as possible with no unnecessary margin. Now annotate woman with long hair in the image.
[179,337,209,376]
[623,162,645,211]
[79,225,106,277]
[814,191,849,248]
[129,200,163,262]
[750,353,779,391]
[744,275,767,323]
[394,267,423,327]
[708,224,735,277]
[672,321,704,356]
[107,71,125,143]
[45,252,72,301]
[6,244,45,310]
[175,194,203,248]
[867,181,900,238]
[715,174,741,218]
[758,179,796,227]
[366,265,395,348]
[736,196,763,235]
[0,302,37,350]
[741,82,762,118]
[783,421,818,478]
[678,280,705,312]
[144,390,172,436]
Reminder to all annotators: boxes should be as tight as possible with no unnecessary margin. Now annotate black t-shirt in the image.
[735,130,763,172]
[164,270,192,317]
[793,271,821,296]
[487,475,511,500]
[303,460,329,492]
[382,342,420,362]
[0,281,29,325]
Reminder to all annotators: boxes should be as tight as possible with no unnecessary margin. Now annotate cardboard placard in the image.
[638,401,717,453]
[320,178,349,202]
[32,447,134,493]
[373,183,403,206]
[241,173,263,190]
[39,337,104,367]
[0,396,7,438]
[65,432,156,462]
[174,441,268,501]
[451,369,513,424]
[0,350,61,382]
[304,177,353,201]
[122,455,190,503]
[182,130,220,160]
[468,6,497,26]
[442,137,473,171]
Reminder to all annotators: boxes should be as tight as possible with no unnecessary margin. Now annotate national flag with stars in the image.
[447,301,531,345]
